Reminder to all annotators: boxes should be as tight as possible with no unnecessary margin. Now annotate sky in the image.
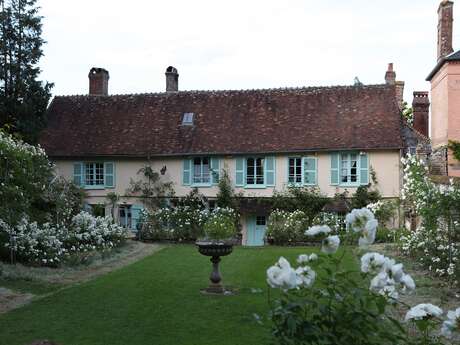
[38,0,456,103]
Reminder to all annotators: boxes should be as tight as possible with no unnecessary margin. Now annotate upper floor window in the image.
[288,157,302,184]
[193,157,210,184]
[182,157,220,186]
[330,152,368,186]
[85,162,104,186]
[246,157,265,185]
[73,162,115,189]
[340,153,358,184]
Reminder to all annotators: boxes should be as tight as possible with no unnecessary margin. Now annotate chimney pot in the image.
[412,91,430,137]
[165,66,179,92]
[385,63,396,85]
[437,0,454,61]
[88,67,109,96]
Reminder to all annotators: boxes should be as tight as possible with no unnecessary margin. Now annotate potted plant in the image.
[196,207,238,294]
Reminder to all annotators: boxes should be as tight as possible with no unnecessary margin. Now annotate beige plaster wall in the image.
[54,150,401,204]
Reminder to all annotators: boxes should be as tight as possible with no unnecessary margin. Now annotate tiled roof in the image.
[426,49,460,81]
[40,84,404,158]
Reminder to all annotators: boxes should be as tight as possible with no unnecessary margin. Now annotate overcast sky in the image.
[38,0,457,103]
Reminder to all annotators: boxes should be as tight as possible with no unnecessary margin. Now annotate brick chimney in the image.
[412,91,430,137]
[437,0,454,61]
[88,67,109,96]
[385,63,404,109]
[395,81,405,110]
[165,66,179,92]
[385,63,396,85]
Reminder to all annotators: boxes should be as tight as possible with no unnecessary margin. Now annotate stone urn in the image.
[196,241,233,294]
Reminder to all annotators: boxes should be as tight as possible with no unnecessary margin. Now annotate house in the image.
[427,0,460,176]
[40,63,413,246]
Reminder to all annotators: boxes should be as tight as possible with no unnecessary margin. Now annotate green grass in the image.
[0,245,356,345]
[0,277,63,295]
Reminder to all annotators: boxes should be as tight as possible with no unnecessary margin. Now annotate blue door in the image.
[246,215,267,246]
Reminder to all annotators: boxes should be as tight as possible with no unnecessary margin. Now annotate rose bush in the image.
[262,208,459,345]
[400,154,460,285]
[0,212,127,266]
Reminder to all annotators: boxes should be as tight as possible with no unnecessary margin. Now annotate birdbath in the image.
[196,241,233,295]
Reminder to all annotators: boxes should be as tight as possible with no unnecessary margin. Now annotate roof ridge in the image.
[53,83,391,99]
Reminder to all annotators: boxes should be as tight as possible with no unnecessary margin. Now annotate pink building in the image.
[427,0,460,176]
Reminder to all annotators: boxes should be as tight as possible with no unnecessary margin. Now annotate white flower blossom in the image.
[441,308,460,339]
[405,304,443,322]
[321,235,340,254]
[305,225,331,237]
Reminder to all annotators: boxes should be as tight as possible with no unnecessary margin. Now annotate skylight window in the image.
[182,112,194,125]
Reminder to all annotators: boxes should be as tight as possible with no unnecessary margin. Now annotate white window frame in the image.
[339,153,359,186]
[288,157,303,185]
[246,157,265,186]
[192,157,211,185]
[85,162,104,187]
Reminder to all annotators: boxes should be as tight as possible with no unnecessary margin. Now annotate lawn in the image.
[0,245,356,345]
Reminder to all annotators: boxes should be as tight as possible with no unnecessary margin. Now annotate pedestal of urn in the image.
[196,241,233,294]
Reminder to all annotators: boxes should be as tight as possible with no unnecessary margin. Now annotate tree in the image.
[0,0,53,143]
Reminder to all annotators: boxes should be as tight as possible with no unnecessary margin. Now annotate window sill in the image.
[84,185,106,190]
[338,183,361,188]
[191,183,213,188]
[244,185,268,189]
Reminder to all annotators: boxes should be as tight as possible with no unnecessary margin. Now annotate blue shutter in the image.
[235,157,245,186]
[104,162,115,188]
[265,157,275,186]
[304,157,317,185]
[183,159,191,185]
[73,162,84,186]
[360,153,369,185]
[330,153,339,185]
[210,157,220,185]
[131,205,144,232]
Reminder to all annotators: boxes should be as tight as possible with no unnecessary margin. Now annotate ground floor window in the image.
[90,204,105,217]
[119,205,132,229]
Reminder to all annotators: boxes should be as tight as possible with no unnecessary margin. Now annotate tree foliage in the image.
[0,0,53,143]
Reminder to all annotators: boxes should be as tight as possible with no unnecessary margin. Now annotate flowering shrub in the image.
[0,212,127,266]
[266,210,309,245]
[0,131,53,225]
[366,199,397,226]
[400,154,460,285]
[263,208,460,345]
[140,206,239,242]
[140,206,209,241]
[202,207,238,241]
[311,211,345,232]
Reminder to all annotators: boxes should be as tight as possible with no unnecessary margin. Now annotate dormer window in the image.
[182,112,194,125]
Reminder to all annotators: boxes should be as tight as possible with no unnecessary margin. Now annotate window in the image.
[193,157,210,184]
[340,153,358,184]
[409,147,417,155]
[90,204,105,217]
[85,162,104,186]
[246,157,264,185]
[119,205,132,229]
[256,216,266,226]
[74,162,115,189]
[182,112,194,125]
[288,157,302,184]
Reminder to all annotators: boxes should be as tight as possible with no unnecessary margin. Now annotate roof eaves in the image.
[48,146,404,160]
[426,50,460,81]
